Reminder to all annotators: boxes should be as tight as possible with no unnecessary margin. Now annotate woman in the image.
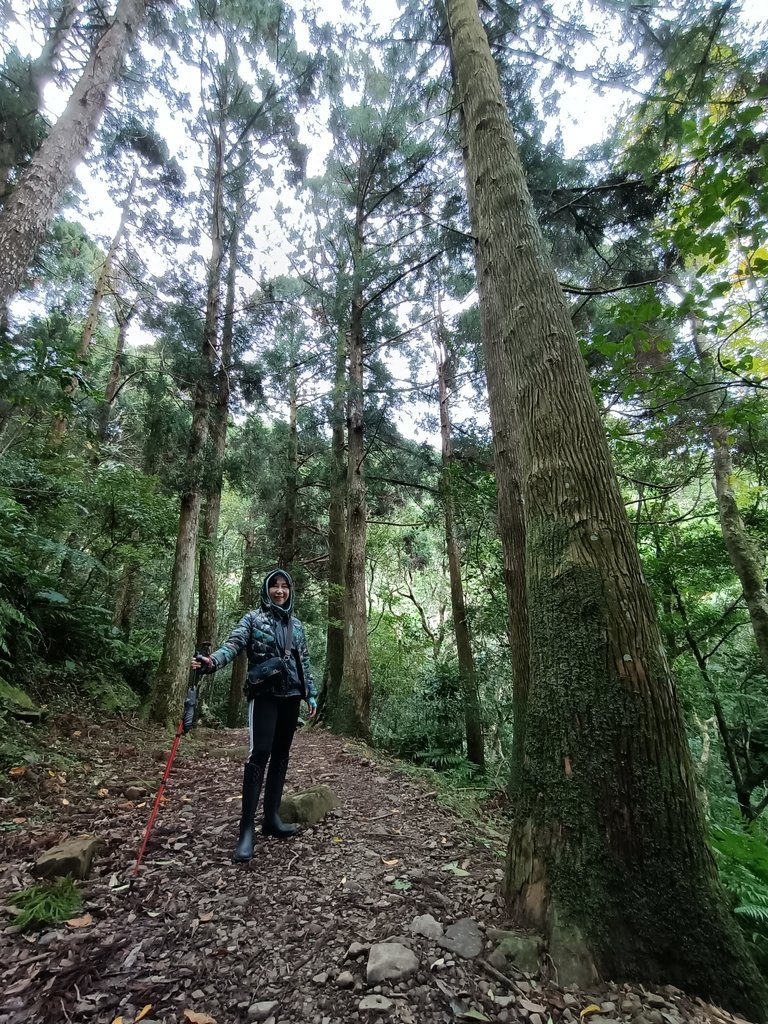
[192,568,317,862]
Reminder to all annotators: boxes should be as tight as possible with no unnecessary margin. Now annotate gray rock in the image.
[359,995,393,1012]
[312,972,329,984]
[602,1004,616,1014]
[520,1000,547,1016]
[279,785,338,825]
[410,914,443,939]
[645,1012,665,1024]
[248,1002,279,1021]
[620,1001,640,1014]
[491,931,543,974]
[32,835,103,881]
[438,918,483,959]
[645,996,667,1010]
[366,942,419,984]
[530,1014,543,1024]
[346,941,369,960]
[563,995,579,1008]
[336,971,355,989]
[494,996,514,1008]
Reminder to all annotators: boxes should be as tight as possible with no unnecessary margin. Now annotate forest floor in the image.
[0,715,756,1024]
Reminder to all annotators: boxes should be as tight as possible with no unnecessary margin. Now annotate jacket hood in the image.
[260,568,294,619]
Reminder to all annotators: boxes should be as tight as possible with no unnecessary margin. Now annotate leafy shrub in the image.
[10,877,81,929]
[712,823,768,974]
[372,662,465,764]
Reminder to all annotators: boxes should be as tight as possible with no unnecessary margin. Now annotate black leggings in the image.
[246,695,301,767]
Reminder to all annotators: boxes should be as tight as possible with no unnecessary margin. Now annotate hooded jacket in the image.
[209,569,317,701]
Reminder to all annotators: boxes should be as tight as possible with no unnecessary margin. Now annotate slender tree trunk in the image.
[196,208,239,652]
[228,524,255,728]
[53,167,138,438]
[97,302,134,443]
[278,358,299,568]
[341,285,372,738]
[446,0,766,1014]
[0,0,148,315]
[690,317,768,680]
[150,114,225,726]
[321,327,347,721]
[435,323,484,766]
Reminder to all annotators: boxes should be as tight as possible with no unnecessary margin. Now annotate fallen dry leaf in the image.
[183,1010,217,1024]
[97,787,110,797]
[134,1006,153,1023]
[8,766,26,777]
[66,914,93,929]
[580,1007,602,1019]
[198,911,213,922]
[381,857,400,866]
[111,1017,124,1024]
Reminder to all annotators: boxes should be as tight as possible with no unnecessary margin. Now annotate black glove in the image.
[182,686,198,733]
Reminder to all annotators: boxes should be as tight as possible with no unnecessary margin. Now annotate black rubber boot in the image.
[233,762,265,862]
[262,756,297,838]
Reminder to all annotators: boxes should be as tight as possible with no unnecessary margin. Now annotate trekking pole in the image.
[132,642,212,877]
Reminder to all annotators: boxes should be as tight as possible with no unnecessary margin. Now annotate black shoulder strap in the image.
[283,617,294,660]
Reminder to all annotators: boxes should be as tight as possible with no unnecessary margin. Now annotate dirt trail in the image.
[0,720,754,1024]
[0,721,509,1023]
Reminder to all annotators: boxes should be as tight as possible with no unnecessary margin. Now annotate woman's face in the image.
[268,576,290,606]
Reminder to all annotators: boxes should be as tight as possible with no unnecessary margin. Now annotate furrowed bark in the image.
[446,0,767,1014]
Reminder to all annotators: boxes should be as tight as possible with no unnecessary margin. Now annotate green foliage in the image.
[713,825,768,973]
[10,877,82,929]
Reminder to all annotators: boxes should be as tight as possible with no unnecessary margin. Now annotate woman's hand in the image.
[307,696,318,719]
[191,655,216,674]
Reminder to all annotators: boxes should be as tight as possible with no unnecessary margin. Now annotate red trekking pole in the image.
[133,643,211,876]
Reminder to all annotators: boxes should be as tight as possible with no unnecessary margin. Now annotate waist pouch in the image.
[244,656,288,699]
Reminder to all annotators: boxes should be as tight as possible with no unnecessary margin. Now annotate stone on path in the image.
[410,914,444,939]
[488,930,543,974]
[438,918,483,959]
[279,784,338,825]
[346,941,369,959]
[248,1001,278,1021]
[336,971,355,988]
[31,835,103,880]
[366,942,419,984]
[359,994,394,1011]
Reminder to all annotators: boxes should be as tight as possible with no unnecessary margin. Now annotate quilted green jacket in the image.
[210,610,317,701]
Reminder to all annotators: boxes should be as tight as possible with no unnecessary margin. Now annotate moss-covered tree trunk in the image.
[321,326,347,721]
[446,0,767,1014]
[435,323,484,766]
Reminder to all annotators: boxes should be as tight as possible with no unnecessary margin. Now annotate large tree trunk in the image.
[341,287,372,738]
[228,524,256,728]
[321,327,347,721]
[278,359,299,568]
[446,0,766,1014]
[0,0,148,315]
[196,208,239,652]
[0,0,83,202]
[150,115,225,726]
[435,324,484,766]
[690,316,768,680]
